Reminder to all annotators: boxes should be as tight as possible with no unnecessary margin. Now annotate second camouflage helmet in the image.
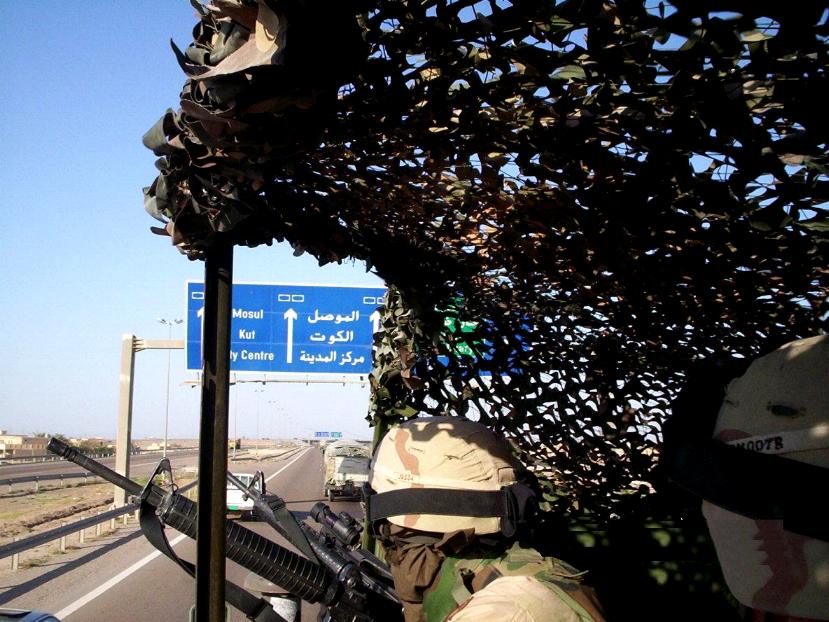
[368,416,526,535]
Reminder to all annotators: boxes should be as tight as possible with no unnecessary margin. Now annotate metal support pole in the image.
[164,328,172,458]
[159,318,183,458]
[115,334,137,506]
[195,240,233,622]
[114,334,182,505]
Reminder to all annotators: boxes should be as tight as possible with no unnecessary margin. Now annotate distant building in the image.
[145,442,181,452]
[68,437,115,454]
[0,433,49,458]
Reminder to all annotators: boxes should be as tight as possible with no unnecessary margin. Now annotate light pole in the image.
[253,387,265,452]
[268,400,285,444]
[158,318,183,457]
[232,374,238,457]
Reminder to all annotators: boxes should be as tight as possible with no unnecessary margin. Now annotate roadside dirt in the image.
[0,452,287,567]
[0,482,116,544]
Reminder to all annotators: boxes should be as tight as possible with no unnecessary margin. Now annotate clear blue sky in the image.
[0,1,383,441]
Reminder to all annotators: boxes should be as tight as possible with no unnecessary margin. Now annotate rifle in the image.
[47,438,402,622]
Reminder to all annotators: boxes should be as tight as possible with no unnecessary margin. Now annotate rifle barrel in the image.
[47,438,336,605]
[49,438,142,495]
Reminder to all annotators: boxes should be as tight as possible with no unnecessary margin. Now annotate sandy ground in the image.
[0,474,196,571]
[0,480,127,574]
[0,448,296,571]
[0,482,117,543]
[0,447,295,572]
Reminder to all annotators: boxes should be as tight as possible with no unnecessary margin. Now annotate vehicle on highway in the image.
[226,471,264,520]
[323,440,370,501]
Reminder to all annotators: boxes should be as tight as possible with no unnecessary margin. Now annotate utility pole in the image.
[157,318,183,457]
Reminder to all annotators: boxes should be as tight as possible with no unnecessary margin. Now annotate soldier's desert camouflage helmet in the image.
[701,335,829,619]
[368,416,528,535]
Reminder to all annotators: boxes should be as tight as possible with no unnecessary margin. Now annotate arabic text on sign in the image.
[307,310,361,324]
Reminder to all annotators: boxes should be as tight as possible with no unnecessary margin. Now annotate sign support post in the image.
[114,335,183,506]
[114,335,137,507]
[195,240,233,622]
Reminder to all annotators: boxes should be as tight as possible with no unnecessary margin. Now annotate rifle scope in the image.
[311,503,362,548]
[47,438,338,605]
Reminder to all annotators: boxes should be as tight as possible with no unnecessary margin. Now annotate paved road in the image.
[0,446,361,621]
[0,450,202,482]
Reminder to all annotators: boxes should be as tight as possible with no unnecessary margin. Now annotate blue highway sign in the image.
[186,282,386,376]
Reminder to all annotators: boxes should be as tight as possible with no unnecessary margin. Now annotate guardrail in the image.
[0,444,301,569]
[0,453,113,465]
[0,448,200,466]
[2,471,99,492]
[0,479,198,570]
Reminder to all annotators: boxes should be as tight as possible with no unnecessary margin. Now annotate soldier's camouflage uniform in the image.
[427,542,605,622]
[369,417,606,622]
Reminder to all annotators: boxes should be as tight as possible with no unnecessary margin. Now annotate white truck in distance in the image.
[226,471,264,520]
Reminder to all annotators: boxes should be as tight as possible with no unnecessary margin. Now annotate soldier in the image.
[363,415,605,622]
[664,335,829,620]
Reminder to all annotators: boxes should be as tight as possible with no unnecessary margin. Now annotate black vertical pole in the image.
[196,239,233,621]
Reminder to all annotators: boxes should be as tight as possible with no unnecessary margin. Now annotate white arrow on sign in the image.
[283,308,298,363]
[370,310,381,334]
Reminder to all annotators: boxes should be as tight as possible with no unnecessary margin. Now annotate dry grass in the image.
[0,482,116,542]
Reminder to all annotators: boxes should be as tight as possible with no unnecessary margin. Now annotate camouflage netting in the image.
[143,0,829,519]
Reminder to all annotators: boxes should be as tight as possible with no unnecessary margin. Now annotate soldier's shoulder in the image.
[446,575,595,622]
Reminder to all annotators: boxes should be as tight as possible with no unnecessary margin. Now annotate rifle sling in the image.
[139,499,288,622]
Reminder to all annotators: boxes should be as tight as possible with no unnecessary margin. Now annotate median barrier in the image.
[0,479,197,569]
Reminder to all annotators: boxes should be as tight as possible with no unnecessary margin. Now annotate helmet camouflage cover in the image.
[704,335,829,619]
[369,416,522,534]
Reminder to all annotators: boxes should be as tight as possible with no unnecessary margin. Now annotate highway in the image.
[0,450,202,482]
[0,446,362,621]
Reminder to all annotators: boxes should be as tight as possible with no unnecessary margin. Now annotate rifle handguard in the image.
[48,438,337,604]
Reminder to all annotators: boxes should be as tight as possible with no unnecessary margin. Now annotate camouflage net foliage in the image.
[144,0,829,519]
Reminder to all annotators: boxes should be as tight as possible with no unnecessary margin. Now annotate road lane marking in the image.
[55,532,189,620]
[56,448,308,618]
[265,448,309,484]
